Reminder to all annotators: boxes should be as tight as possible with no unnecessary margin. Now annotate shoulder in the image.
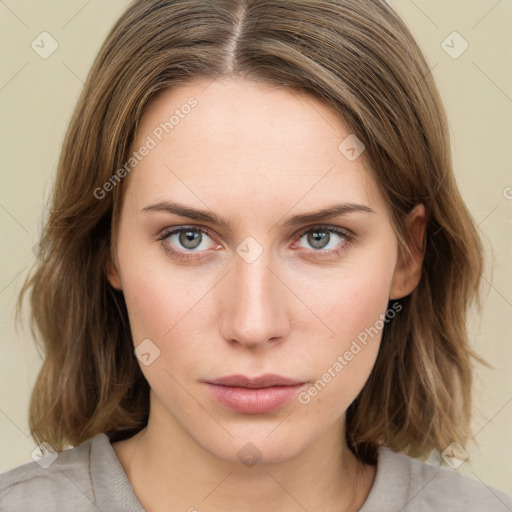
[361,446,512,512]
[0,434,102,512]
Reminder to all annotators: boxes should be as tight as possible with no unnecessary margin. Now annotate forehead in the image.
[123,77,386,217]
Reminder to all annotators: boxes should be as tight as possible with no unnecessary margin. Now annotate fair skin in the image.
[106,77,426,512]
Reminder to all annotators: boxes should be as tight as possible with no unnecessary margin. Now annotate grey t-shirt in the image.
[1,433,511,511]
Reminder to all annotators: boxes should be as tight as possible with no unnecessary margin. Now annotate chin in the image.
[194,421,317,467]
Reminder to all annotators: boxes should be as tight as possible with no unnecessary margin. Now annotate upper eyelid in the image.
[159,225,218,242]
[295,224,352,237]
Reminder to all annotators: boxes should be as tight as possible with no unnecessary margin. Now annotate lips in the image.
[203,374,306,414]
[207,374,304,388]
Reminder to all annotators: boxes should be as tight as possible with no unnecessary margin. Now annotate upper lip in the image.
[205,374,305,388]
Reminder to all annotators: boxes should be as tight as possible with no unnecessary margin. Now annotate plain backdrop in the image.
[1,0,511,495]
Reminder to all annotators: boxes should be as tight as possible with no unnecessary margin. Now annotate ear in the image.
[105,249,123,290]
[390,203,426,300]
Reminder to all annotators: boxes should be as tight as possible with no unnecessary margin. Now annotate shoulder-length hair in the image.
[17,0,486,464]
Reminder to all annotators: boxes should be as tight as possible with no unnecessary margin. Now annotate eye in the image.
[293,225,353,257]
[157,226,219,260]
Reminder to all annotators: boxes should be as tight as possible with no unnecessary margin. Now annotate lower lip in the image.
[205,383,305,414]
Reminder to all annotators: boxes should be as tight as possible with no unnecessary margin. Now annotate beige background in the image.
[1,0,511,495]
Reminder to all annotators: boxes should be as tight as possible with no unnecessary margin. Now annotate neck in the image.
[112,395,376,512]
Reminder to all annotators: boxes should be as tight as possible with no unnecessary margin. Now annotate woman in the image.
[1,0,511,510]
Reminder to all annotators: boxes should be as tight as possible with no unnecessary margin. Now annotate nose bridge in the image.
[220,248,290,348]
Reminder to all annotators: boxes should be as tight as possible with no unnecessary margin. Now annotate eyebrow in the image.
[140,200,375,229]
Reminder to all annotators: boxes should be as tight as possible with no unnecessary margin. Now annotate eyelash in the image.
[156,224,354,261]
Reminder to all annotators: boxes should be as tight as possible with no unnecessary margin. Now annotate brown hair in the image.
[17,0,487,464]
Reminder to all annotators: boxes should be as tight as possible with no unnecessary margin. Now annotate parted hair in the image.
[17,0,486,464]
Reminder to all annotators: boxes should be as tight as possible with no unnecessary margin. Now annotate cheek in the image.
[303,235,396,342]
[295,247,396,414]
[117,227,215,343]
[120,273,170,343]
[118,263,212,411]
[330,265,393,340]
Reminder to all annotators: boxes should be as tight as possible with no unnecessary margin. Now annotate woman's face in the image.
[107,77,423,464]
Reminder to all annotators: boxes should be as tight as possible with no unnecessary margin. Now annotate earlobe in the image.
[390,204,426,300]
[105,251,123,290]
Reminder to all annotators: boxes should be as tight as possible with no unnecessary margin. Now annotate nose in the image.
[219,252,291,350]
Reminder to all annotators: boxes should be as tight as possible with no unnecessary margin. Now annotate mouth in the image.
[203,374,307,414]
